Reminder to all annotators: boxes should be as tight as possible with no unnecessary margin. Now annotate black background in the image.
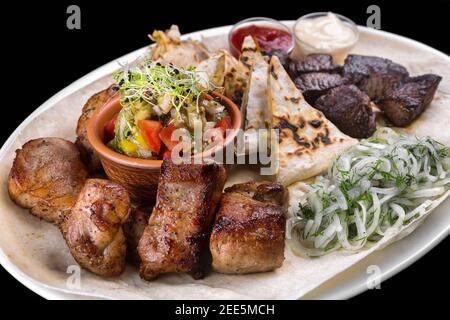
[1,0,449,300]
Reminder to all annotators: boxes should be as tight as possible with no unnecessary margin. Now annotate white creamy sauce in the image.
[295,12,357,52]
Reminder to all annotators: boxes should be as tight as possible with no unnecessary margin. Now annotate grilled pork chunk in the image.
[294,72,346,104]
[138,160,227,280]
[123,205,153,262]
[377,74,442,127]
[314,85,376,138]
[210,181,286,274]
[342,54,409,101]
[8,138,88,224]
[75,85,118,173]
[287,54,340,77]
[60,179,130,277]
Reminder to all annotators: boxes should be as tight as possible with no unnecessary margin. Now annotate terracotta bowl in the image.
[87,92,242,202]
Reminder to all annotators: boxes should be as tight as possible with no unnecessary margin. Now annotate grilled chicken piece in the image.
[138,160,226,280]
[60,179,130,277]
[287,54,340,78]
[8,138,88,224]
[150,25,210,69]
[294,72,346,104]
[210,181,286,274]
[342,54,409,101]
[75,85,118,173]
[314,85,376,138]
[377,74,442,127]
[123,205,152,262]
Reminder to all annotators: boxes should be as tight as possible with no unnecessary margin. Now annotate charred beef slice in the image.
[294,72,346,104]
[287,54,341,78]
[314,85,376,138]
[377,74,442,127]
[342,54,409,100]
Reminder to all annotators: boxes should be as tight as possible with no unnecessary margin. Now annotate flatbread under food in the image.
[268,56,357,186]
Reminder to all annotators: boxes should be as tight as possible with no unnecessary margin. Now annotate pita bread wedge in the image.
[268,56,358,186]
[237,36,270,155]
[239,35,259,71]
[240,36,269,131]
[196,50,227,88]
[196,49,248,106]
[222,51,249,106]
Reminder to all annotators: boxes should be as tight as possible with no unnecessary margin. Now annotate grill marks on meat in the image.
[75,85,118,173]
[60,179,130,277]
[377,74,442,126]
[342,54,409,101]
[8,138,88,224]
[294,72,347,104]
[315,85,376,138]
[287,54,340,77]
[210,181,286,274]
[138,160,227,280]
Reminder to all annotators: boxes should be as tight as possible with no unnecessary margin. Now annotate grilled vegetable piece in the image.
[287,53,340,77]
[138,160,227,280]
[268,55,357,186]
[76,85,118,173]
[210,181,286,274]
[294,72,346,104]
[377,74,442,127]
[123,205,153,262]
[150,25,210,69]
[60,179,130,277]
[8,138,88,224]
[342,54,409,100]
[314,85,376,138]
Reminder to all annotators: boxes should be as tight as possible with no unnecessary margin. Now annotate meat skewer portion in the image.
[60,179,130,277]
[8,138,88,224]
[138,160,226,280]
[286,53,341,77]
[294,72,346,104]
[314,85,376,138]
[342,54,409,101]
[123,205,153,263]
[377,74,442,126]
[210,181,286,274]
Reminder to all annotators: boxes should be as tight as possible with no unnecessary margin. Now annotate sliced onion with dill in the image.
[287,128,450,257]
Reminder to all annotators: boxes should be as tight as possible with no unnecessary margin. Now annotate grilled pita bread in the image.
[268,56,357,186]
[236,36,270,155]
[196,49,248,106]
[241,36,269,131]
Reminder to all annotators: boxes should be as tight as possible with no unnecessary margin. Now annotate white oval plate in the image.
[1,22,449,300]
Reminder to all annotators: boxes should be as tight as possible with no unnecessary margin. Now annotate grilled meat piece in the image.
[377,74,442,127]
[314,85,376,138]
[60,179,130,277]
[123,205,152,262]
[210,181,286,274]
[75,85,118,173]
[287,54,340,77]
[138,160,227,280]
[294,72,347,104]
[342,54,409,100]
[8,138,88,224]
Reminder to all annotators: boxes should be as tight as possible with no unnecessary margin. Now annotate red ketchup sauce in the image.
[230,25,293,58]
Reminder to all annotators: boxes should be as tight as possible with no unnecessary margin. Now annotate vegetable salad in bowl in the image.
[107,61,231,160]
